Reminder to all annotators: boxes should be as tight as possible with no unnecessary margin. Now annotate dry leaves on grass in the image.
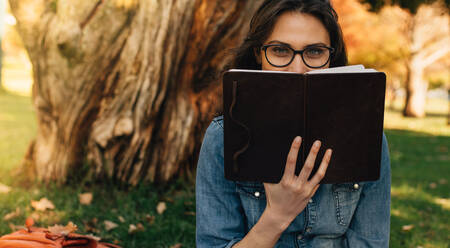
[0,183,11,194]
[170,244,182,248]
[48,222,78,236]
[79,192,93,205]
[156,202,167,215]
[31,198,55,211]
[104,220,119,231]
[3,208,21,221]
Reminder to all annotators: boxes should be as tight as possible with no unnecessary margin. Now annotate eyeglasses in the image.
[261,44,334,68]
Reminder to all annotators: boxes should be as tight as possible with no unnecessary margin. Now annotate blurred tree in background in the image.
[9,0,262,185]
[334,0,449,117]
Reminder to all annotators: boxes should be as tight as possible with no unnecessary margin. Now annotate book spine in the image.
[303,75,307,165]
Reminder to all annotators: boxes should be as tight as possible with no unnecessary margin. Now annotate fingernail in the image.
[295,136,301,144]
[314,140,321,148]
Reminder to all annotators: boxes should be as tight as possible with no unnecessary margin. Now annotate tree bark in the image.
[10,0,263,184]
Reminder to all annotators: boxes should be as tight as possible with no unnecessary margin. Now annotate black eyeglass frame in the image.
[261,44,335,68]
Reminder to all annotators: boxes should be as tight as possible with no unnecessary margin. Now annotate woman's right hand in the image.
[263,136,332,231]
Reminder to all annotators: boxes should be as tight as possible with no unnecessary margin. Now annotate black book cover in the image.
[223,68,386,184]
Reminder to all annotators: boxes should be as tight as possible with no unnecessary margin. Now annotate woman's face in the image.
[258,12,331,73]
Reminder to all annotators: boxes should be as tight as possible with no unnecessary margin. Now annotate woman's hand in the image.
[263,136,332,231]
[233,136,332,248]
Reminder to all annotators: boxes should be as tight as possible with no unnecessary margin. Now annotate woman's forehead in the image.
[264,11,330,49]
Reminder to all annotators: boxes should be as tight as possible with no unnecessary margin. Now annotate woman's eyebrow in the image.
[266,40,291,46]
[266,40,329,48]
[305,42,328,47]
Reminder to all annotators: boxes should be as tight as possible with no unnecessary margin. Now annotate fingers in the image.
[308,149,332,186]
[281,136,302,181]
[297,140,321,183]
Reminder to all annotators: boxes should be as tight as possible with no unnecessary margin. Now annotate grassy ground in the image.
[0,90,449,247]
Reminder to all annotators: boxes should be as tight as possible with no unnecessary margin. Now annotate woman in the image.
[196,0,391,247]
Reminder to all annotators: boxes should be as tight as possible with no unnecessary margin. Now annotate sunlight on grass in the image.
[434,198,450,210]
[385,97,450,136]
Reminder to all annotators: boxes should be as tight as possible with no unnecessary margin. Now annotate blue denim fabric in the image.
[196,116,391,248]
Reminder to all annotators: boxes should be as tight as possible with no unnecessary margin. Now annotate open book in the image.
[222,65,386,184]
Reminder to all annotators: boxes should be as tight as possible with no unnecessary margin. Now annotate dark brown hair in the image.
[231,0,348,69]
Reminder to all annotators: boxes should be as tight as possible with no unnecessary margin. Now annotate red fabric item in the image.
[0,223,120,248]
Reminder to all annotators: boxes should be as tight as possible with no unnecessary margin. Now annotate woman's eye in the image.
[305,47,325,57]
[270,46,290,56]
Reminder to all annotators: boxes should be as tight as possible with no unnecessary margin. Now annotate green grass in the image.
[0,91,36,178]
[0,91,195,247]
[0,90,449,247]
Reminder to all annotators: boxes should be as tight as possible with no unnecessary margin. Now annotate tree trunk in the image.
[402,1,450,117]
[403,56,427,117]
[10,0,262,184]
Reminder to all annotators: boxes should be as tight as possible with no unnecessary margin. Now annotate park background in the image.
[0,0,449,247]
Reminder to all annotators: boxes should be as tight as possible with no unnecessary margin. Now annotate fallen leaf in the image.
[402,224,414,231]
[156,202,167,215]
[118,216,125,223]
[48,222,78,236]
[84,234,101,241]
[0,183,11,194]
[184,201,193,206]
[79,192,93,205]
[145,214,155,225]
[3,208,21,221]
[429,182,437,189]
[31,198,55,211]
[128,224,137,234]
[184,211,195,216]
[170,244,182,248]
[136,223,144,231]
[104,220,118,231]
[128,223,145,234]
[439,178,447,185]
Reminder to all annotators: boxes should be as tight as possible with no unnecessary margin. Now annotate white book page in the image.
[306,65,378,74]
[229,65,377,74]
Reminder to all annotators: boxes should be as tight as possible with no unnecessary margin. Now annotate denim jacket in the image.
[196,116,391,248]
